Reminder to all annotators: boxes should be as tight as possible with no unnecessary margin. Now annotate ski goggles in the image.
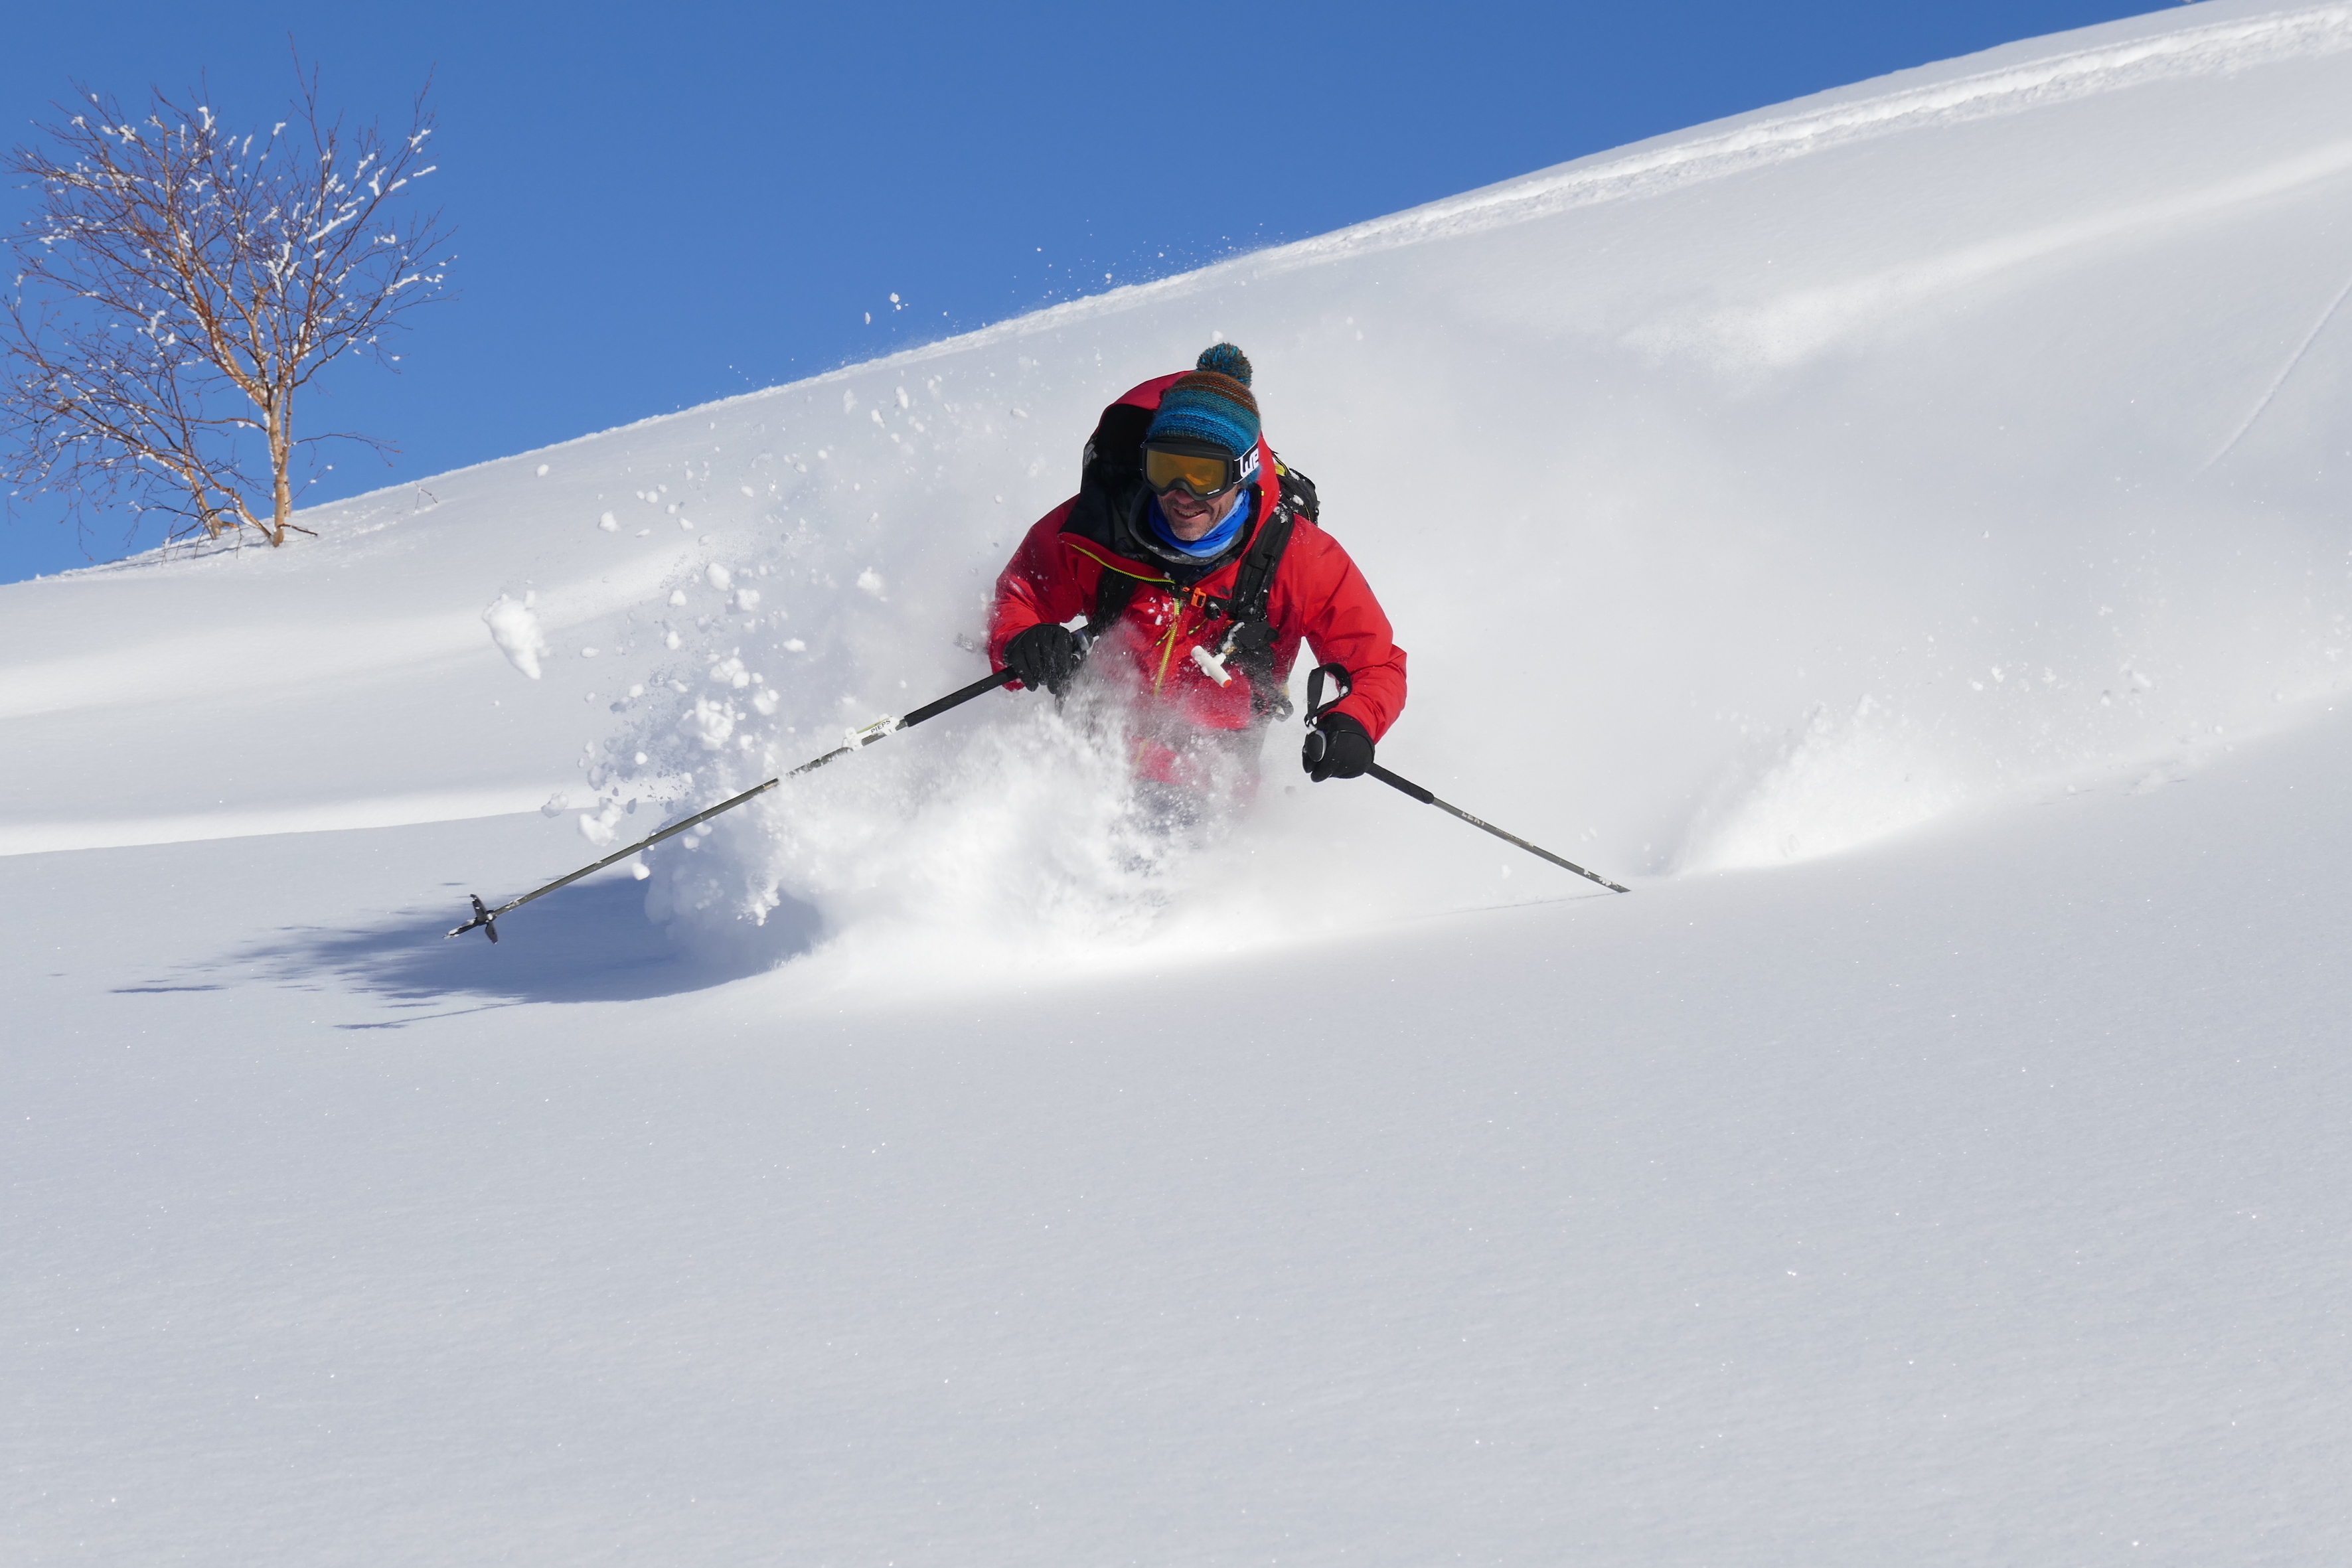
[1142,439,1257,499]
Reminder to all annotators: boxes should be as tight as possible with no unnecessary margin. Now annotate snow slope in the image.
[7,3,2352,1562]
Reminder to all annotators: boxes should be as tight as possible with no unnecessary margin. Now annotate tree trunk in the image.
[268,394,293,548]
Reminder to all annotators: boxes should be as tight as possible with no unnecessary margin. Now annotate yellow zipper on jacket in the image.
[1152,597,1190,694]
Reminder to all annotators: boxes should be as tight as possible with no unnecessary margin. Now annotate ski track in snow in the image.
[2203,263,2352,470]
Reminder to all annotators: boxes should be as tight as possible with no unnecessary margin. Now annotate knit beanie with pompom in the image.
[1146,343,1260,458]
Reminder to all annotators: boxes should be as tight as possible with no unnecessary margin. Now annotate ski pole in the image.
[1302,663,1629,894]
[448,660,1028,943]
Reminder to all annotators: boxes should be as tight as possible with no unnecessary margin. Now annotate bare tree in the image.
[2,56,451,550]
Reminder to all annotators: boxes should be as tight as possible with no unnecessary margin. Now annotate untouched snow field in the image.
[7,3,2352,1561]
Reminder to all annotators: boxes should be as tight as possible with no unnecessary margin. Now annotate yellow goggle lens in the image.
[1144,447,1234,496]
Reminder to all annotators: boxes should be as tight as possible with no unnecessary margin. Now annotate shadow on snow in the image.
[225,875,824,1018]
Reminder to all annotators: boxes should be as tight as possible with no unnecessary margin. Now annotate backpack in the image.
[1069,398,1320,720]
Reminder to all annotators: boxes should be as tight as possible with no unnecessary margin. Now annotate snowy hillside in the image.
[8,3,2352,1562]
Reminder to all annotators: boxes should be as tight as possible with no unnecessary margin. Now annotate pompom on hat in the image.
[1147,343,1261,459]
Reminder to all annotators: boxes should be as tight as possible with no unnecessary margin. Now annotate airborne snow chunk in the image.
[481,593,550,680]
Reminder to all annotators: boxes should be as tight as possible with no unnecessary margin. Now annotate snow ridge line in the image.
[786,1,2352,343]
[0,545,696,721]
[293,3,2352,512]
[1267,3,2352,266]
[0,787,577,858]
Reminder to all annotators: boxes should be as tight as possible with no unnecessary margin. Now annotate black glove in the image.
[1302,712,1374,781]
[1004,623,1081,695]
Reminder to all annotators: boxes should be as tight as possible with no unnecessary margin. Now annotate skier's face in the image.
[1159,480,1243,541]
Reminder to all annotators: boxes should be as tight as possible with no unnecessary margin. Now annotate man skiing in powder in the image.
[445,347,1607,952]
[987,343,1407,804]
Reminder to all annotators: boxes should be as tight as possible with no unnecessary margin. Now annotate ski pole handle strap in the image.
[1304,661,1353,726]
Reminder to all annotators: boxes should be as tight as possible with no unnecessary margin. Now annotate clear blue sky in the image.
[2,0,2173,582]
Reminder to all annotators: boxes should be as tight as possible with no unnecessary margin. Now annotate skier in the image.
[448,348,1617,947]
[988,344,1407,805]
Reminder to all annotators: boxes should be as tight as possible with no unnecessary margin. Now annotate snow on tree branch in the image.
[2,52,453,551]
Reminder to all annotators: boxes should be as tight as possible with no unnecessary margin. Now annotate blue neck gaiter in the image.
[1149,489,1252,559]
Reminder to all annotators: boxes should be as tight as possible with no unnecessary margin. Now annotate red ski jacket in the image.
[986,375,1407,746]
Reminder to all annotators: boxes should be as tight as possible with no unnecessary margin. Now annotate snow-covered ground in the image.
[7,3,2352,1561]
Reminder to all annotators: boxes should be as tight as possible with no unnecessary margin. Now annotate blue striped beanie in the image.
[1147,343,1260,458]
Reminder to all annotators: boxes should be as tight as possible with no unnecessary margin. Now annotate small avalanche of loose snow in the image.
[1674,695,1967,872]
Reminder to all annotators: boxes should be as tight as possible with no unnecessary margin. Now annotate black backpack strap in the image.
[1196,460,1313,622]
[1211,469,1314,720]
[1225,495,1296,628]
